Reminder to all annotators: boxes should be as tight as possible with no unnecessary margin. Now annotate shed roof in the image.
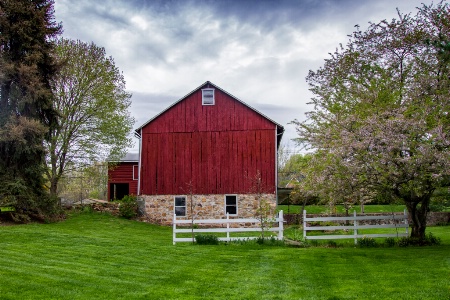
[108,152,139,162]
[134,81,284,145]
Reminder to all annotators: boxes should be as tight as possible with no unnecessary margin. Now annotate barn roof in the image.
[108,152,139,162]
[135,81,284,145]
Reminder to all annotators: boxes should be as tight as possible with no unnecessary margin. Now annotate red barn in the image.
[135,81,284,224]
[107,153,139,200]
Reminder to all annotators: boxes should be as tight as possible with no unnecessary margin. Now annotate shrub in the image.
[310,240,320,247]
[229,238,251,245]
[384,237,396,247]
[226,237,284,247]
[3,191,63,223]
[359,236,377,248]
[268,236,284,246]
[195,234,219,245]
[397,237,410,247]
[118,195,138,219]
[81,205,94,213]
[250,236,285,246]
[426,233,441,245]
[435,221,450,226]
[326,240,338,248]
[286,228,310,248]
[398,233,442,247]
[296,239,310,248]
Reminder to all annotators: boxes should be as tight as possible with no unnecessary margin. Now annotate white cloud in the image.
[55,0,427,151]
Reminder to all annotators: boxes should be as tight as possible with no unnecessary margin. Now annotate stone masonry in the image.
[139,193,276,225]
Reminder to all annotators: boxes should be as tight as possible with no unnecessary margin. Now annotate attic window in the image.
[202,88,215,105]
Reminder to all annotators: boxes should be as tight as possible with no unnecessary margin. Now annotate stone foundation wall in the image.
[425,212,450,226]
[138,194,276,225]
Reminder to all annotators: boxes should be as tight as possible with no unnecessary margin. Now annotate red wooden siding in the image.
[142,88,275,133]
[108,162,138,198]
[139,86,278,196]
[140,130,275,195]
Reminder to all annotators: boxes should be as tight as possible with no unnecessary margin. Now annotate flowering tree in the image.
[293,2,450,239]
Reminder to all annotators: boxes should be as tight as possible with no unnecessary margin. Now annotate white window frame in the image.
[133,165,138,180]
[224,194,238,216]
[202,88,215,105]
[174,196,187,217]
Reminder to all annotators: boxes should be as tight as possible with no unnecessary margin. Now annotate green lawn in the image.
[278,204,408,214]
[0,206,15,212]
[0,211,449,299]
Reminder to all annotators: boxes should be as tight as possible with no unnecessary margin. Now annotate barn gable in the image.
[136,81,283,196]
[135,81,284,144]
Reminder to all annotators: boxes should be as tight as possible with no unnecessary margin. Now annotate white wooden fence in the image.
[303,210,409,244]
[173,211,284,245]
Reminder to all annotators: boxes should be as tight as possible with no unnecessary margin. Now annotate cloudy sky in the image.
[54,0,428,153]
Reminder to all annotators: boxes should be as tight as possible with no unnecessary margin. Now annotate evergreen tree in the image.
[0,0,61,220]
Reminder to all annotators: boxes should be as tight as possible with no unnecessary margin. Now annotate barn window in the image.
[225,195,238,216]
[174,196,186,217]
[202,88,215,105]
[133,165,138,180]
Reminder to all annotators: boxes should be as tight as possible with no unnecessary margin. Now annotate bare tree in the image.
[250,171,275,241]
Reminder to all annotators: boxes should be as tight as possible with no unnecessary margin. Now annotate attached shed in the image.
[107,153,139,200]
[135,81,284,224]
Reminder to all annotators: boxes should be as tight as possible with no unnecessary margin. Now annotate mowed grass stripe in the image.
[0,253,155,293]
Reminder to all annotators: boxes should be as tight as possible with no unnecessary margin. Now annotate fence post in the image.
[404,209,408,236]
[278,210,283,240]
[226,212,230,242]
[173,213,177,245]
[353,210,358,245]
[303,210,306,240]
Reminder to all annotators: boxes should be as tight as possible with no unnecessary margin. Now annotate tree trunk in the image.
[50,177,59,198]
[405,196,430,240]
[300,198,306,224]
[48,157,60,198]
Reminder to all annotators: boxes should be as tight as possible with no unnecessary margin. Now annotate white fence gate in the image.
[173,211,284,245]
[303,210,409,244]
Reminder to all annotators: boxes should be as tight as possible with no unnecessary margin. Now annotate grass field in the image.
[1,211,449,299]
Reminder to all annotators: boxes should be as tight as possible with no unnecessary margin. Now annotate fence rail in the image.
[173,211,284,245]
[303,210,409,244]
